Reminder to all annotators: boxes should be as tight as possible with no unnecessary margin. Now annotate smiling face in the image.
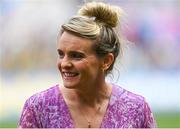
[57,31,104,90]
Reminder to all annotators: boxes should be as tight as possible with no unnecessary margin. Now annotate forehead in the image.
[58,32,94,52]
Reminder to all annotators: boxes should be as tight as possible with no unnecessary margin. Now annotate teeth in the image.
[64,72,78,77]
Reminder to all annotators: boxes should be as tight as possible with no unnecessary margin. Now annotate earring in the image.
[102,67,107,73]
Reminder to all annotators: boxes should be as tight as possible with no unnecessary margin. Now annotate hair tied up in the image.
[89,16,96,21]
[78,2,123,28]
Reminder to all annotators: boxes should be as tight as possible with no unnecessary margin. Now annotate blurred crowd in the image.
[120,1,180,71]
[1,0,180,73]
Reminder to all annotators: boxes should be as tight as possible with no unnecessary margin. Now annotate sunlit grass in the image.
[154,112,180,128]
[0,121,17,128]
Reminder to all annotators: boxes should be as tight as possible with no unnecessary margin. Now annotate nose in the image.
[59,56,73,69]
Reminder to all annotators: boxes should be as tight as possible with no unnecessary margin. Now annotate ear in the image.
[102,53,114,71]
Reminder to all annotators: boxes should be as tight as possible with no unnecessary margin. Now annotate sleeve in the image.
[18,97,41,128]
[143,99,157,128]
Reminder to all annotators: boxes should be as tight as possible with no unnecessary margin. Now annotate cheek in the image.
[74,61,87,71]
[77,58,101,74]
[56,59,61,70]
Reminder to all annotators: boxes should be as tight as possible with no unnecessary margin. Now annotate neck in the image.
[62,81,110,107]
[78,81,109,105]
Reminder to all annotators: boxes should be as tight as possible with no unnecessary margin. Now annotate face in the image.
[57,31,104,90]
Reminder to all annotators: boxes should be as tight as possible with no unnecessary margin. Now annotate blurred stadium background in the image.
[0,0,180,127]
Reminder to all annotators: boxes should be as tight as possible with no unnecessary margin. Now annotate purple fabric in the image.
[19,84,157,128]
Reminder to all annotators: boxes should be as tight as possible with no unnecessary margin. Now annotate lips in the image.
[63,72,79,77]
[62,72,79,80]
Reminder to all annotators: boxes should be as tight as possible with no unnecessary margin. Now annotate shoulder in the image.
[111,84,145,107]
[24,84,60,107]
[107,84,156,128]
[19,85,61,128]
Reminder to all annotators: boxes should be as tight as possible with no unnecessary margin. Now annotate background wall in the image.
[0,0,180,127]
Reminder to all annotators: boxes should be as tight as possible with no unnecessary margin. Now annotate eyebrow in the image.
[57,49,86,55]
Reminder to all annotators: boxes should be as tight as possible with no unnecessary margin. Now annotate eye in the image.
[57,50,64,59]
[70,52,85,60]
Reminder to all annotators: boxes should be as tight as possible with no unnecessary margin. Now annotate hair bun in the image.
[78,2,123,27]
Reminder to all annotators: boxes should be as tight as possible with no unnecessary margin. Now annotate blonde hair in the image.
[61,2,124,74]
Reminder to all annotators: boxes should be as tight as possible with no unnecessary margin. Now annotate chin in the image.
[63,82,78,89]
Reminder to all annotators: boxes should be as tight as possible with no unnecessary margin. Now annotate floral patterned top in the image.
[19,84,157,128]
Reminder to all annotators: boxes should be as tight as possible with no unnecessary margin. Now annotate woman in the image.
[19,2,157,128]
